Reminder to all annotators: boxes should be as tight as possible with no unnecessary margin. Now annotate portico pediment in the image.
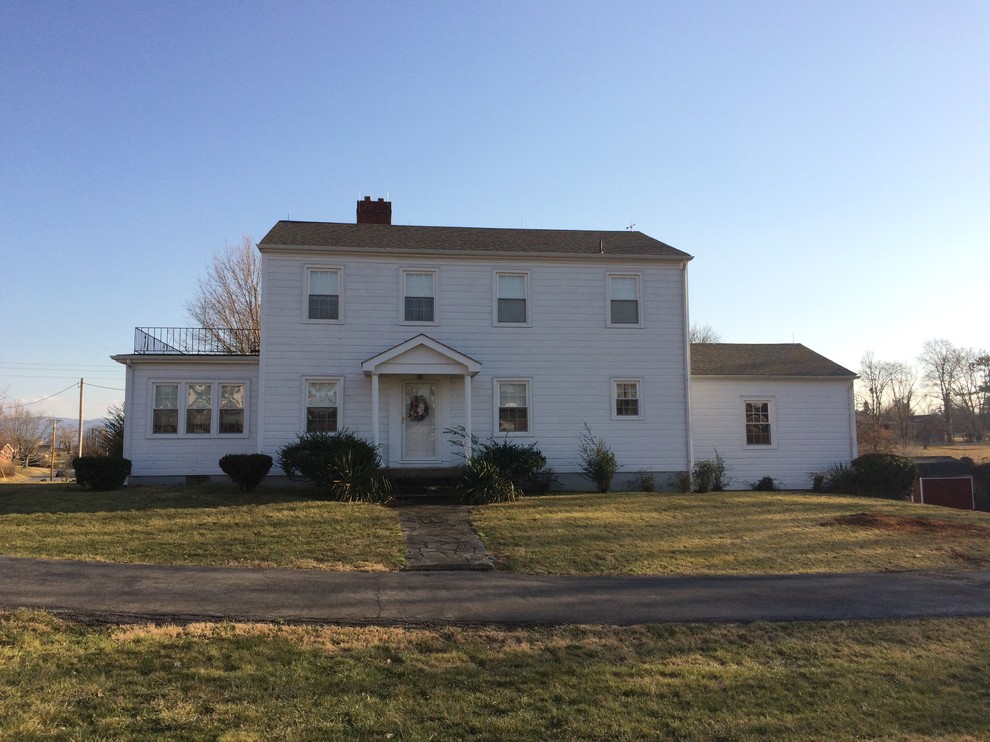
[362,334,481,377]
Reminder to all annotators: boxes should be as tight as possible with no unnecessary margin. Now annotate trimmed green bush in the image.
[821,462,856,494]
[850,453,918,500]
[579,424,618,493]
[219,453,273,492]
[277,430,392,503]
[751,475,779,492]
[72,456,132,491]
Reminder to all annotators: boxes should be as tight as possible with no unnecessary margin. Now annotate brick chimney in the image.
[356,196,392,225]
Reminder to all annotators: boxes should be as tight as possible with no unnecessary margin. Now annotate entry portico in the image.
[361,334,482,462]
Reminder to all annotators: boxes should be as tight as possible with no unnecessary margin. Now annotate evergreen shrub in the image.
[72,456,132,491]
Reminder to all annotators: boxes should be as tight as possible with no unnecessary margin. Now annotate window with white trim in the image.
[608,274,640,325]
[186,383,212,434]
[403,270,435,323]
[307,268,340,320]
[151,382,249,437]
[496,272,528,324]
[219,384,245,434]
[306,380,339,433]
[745,400,772,446]
[613,380,641,417]
[496,380,530,433]
[152,383,179,434]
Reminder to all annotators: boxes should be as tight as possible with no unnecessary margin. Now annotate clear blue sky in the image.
[2,0,987,420]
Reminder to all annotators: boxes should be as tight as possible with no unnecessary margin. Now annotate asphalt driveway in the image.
[3,556,990,625]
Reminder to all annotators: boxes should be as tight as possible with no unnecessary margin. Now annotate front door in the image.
[402,380,439,462]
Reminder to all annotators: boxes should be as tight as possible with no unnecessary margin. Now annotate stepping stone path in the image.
[395,505,496,571]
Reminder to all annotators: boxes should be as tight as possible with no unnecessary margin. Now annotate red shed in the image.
[911,457,975,510]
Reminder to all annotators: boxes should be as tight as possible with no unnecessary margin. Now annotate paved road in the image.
[3,556,990,625]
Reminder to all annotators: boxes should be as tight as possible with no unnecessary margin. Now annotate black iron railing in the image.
[133,327,260,355]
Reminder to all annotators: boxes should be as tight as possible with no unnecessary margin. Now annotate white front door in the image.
[401,380,439,462]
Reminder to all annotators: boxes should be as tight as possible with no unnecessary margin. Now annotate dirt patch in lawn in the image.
[823,512,990,537]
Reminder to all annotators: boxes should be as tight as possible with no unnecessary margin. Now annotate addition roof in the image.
[690,343,857,378]
[258,221,691,260]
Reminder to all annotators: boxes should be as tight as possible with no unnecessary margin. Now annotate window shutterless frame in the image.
[149,381,249,437]
[401,269,437,324]
[493,271,530,326]
[606,273,642,327]
[303,266,343,323]
[611,378,643,419]
[742,398,776,448]
[303,378,342,434]
[494,378,532,435]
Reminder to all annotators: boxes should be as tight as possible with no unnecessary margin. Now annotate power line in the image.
[85,383,126,391]
[17,382,80,407]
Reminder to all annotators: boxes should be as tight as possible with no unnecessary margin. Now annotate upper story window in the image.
[496,272,528,324]
[608,274,640,326]
[403,270,436,323]
[613,380,641,418]
[307,268,340,321]
[745,400,773,446]
[496,380,530,434]
[153,383,179,435]
[306,380,339,433]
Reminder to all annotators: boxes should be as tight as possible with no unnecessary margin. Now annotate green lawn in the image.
[2,610,988,740]
[0,484,405,571]
[472,491,990,575]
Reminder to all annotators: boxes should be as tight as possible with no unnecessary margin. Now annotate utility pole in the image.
[77,378,84,457]
[50,418,57,482]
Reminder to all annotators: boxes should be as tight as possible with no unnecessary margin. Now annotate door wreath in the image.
[407,394,430,422]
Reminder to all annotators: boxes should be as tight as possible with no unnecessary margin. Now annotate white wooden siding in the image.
[259,254,691,476]
[123,361,260,478]
[690,377,855,490]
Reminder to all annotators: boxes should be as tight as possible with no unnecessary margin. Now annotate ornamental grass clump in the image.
[446,426,551,503]
[578,424,618,493]
[277,430,392,503]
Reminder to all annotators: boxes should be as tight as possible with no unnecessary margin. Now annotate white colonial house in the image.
[112,198,856,490]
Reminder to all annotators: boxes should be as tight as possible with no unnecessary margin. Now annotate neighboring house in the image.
[112,198,857,490]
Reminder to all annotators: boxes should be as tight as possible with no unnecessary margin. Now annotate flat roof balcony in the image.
[133,327,260,355]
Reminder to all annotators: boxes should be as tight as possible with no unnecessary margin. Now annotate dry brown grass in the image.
[900,442,990,462]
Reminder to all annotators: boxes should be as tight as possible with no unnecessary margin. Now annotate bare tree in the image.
[859,352,895,450]
[954,349,990,441]
[0,405,49,467]
[888,362,917,443]
[186,236,261,354]
[919,339,965,442]
[689,324,722,343]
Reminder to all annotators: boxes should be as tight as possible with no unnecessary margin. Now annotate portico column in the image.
[371,373,380,448]
[463,373,472,458]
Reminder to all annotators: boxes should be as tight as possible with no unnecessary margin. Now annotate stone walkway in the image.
[394,504,496,571]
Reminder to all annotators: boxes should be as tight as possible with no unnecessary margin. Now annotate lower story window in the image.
[306,380,339,433]
[186,383,213,434]
[220,384,245,434]
[497,381,529,433]
[153,383,179,434]
[745,400,772,445]
[614,381,640,417]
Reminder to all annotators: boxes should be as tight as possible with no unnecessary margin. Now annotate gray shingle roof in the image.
[691,343,856,378]
[258,221,691,259]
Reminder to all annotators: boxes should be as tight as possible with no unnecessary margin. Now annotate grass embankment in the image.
[473,492,990,575]
[2,611,988,740]
[0,484,404,571]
